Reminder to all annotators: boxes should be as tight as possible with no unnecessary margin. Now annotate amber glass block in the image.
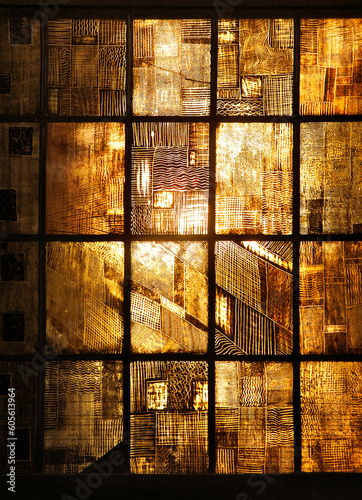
[300,19,362,115]
[47,18,126,116]
[301,362,362,472]
[0,124,39,233]
[130,361,208,473]
[131,241,208,353]
[300,241,362,354]
[46,123,125,234]
[131,122,209,234]
[46,242,124,353]
[0,12,40,115]
[44,360,123,473]
[216,123,292,234]
[215,241,293,355]
[217,19,293,116]
[215,361,293,473]
[0,362,37,473]
[0,242,38,355]
[300,122,362,234]
[133,19,211,116]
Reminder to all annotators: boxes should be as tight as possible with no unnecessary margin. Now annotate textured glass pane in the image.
[133,19,211,116]
[131,122,209,234]
[47,242,124,353]
[47,19,126,116]
[300,122,362,234]
[215,241,293,355]
[44,360,123,473]
[131,361,208,473]
[300,19,362,115]
[301,362,362,472]
[0,12,40,114]
[0,124,39,233]
[216,123,292,234]
[0,362,37,473]
[131,241,208,353]
[216,361,293,473]
[46,123,125,234]
[0,242,38,354]
[300,241,362,354]
[217,19,293,116]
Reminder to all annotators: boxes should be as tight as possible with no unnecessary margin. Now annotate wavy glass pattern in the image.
[216,123,293,234]
[131,122,209,234]
[46,123,125,234]
[301,362,362,472]
[131,241,208,353]
[300,122,362,234]
[300,241,362,354]
[217,19,293,116]
[133,19,211,116]
[300,19,362,115]
[44,360,123,473]
[215,241,293,355]
[216,361,294,473]
[47,18,126,116]
[130,361,208,473]
[47,242,124,353]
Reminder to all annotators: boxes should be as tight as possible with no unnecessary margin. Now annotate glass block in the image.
[300,122,362,234]
[131,241,208,353]
[0,124,39,234]
[215,241,293,355]
[300,241,362,354]
[46,123,125,234]
[44,360,123,473]
[47,18,126,116]
[0,362,37,473]
[46,242,124,353]
[131,122,209,234]
[217,19,293,116]
[0,242,38,355]
[133,19,211,116]
[301,362,362,472]
[300,19,362,115]
[216,123,293,234]
[0,12,40,115]
[130,361,208,473]
[215,361,294,473]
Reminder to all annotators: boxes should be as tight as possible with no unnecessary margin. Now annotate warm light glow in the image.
[137,160,151,198]
[241,241,292,272]
[153,191,174,208]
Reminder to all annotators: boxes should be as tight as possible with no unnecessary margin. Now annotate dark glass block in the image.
[3,313,25,342]
[9,18,32,45]
[14,428,31,461]
[0,189,17,221]
[9,127,33,155]
[1,254,25,281]
[0,73,11,94]
[0,373,11,396]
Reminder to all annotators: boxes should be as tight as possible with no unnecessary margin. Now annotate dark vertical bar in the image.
[36,14,47,474]
[122,10,133,472]
[207,10,217,474]
[292,15,302,473]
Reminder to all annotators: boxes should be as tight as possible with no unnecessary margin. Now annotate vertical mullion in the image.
[122,10,133,472]
[292,15,302,473]
[208,10,217,474]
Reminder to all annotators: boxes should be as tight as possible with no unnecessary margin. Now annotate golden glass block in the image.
[300,122,362,234]
[47,18,126,116]
[300,19,362,115]
[217,19,293,116]
[131,122,209,234]
[46,242,124,353]
[215,361,294,474]
[300,241,362,354]
[46,123,125,234]
[44,360,123,473]
[131,361,208,474]
[301,362,362,472]
[133,19,211,116]
[216,123,293,234]
[215,241,293,355]
[131,241,208,353]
